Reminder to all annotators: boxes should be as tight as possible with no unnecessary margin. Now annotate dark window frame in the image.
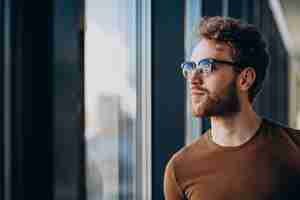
[1,0,86,200]
[2,0,54,199]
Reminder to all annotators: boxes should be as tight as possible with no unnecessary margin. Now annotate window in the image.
[84,0,151,200]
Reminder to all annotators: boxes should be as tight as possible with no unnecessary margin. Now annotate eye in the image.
[181,62,196,78]
[197,59,212,74]
[202,64,211,73]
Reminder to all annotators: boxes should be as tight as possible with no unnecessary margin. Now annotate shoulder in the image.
[165,133,211,182]
[164,134,207,195]
[280,125,300,146]
[167,134,208,167]
[263,117,300,146]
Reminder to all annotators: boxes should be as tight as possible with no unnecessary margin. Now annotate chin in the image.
[192,106,211,118]
[191,99,213,117]
[192,112,206,118]
[192,111,211,118]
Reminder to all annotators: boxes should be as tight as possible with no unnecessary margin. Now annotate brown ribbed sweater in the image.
[164,118,300,200]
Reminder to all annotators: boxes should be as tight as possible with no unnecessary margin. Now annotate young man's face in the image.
[189,38,241,117]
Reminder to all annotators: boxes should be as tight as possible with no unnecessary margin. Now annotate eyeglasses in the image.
[181,58,241,79]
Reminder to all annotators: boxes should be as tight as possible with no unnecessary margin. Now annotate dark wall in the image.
[252,0,289,125]
[152,1,185,200]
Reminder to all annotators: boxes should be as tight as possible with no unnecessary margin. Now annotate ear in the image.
[238,67,256,91]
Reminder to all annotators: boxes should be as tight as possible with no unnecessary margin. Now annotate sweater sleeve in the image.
[164,159,185,200]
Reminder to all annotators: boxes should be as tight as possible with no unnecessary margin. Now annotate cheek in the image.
[205,72,236,95]
[205,80,224,96]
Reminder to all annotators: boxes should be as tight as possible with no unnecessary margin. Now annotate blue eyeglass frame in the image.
[180,58,241,77]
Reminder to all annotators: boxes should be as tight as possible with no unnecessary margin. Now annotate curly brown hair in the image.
[198,16,270,103]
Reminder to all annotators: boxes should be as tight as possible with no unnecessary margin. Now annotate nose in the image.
[189,70,203,84]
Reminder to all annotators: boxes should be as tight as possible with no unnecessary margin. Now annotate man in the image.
[164,16,300,200]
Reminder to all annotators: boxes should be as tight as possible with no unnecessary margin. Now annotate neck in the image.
[209,103,262,147]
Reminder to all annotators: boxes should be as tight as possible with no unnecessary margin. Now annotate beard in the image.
[191,78,241,118]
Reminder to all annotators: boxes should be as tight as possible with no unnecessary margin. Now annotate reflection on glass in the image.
[85,1,137,199]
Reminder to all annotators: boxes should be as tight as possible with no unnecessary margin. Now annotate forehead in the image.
[191,39,233,61]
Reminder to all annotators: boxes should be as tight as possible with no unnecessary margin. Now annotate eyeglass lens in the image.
[182,62,195,78]
[182,60,212,78]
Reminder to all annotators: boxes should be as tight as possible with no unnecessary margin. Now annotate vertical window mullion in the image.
[184,0,203,145]
[2,0,12,199]
[223,0,229,17]
[53,0,84,199]
[136,0,152,199]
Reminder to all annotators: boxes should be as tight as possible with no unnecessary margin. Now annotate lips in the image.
[191,90,206,96]
[190,84,207,96]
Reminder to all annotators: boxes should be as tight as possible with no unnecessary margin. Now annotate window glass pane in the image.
[85,1,142,199]
[184,0,203,145]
